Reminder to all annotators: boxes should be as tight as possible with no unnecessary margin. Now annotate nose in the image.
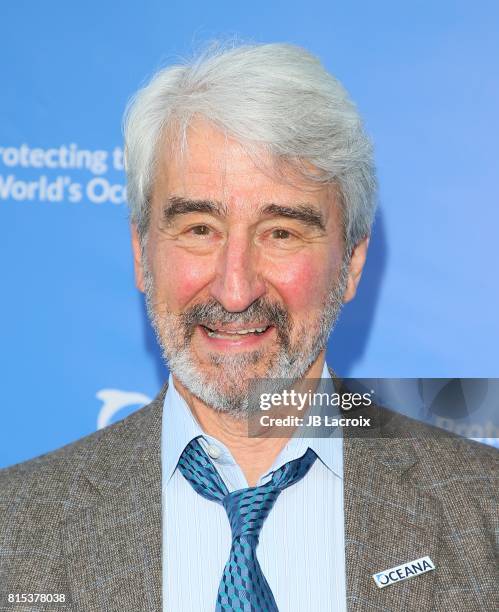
[209,230,266,312]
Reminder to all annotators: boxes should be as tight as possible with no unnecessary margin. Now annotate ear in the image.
[342,236,370,303]
[130,224,145,293]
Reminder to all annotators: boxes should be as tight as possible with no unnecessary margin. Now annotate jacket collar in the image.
[61,382,167,611]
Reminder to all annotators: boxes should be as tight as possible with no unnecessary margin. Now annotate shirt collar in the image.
[262,362,343,480]
[161,361,342,488]
[162,372,206,486]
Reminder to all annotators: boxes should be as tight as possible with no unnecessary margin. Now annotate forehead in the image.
[153,118,335,215]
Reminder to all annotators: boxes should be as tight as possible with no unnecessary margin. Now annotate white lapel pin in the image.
[372,556,435,589]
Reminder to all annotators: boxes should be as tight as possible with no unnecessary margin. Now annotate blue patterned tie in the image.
[178,438,317,611]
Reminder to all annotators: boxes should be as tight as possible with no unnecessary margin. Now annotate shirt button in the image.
[207,445,221,460]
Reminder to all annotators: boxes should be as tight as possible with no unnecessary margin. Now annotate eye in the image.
[189,225,211,236]
[271,229,293,239]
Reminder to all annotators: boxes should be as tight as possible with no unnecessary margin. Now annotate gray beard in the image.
[143,260,349,419]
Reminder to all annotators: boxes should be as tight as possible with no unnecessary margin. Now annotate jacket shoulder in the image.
[0,396,162,506]
[0,390,165,594]
[387,409,498,475]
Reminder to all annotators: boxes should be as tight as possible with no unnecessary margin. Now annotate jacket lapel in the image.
[61,383,167,612]
[343,435,441,611]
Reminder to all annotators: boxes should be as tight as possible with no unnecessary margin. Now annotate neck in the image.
[172,351,326,486]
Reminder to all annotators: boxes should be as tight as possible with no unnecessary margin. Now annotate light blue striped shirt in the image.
[162,363,346,611]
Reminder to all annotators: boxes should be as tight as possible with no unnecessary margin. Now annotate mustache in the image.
[180,298,291,344]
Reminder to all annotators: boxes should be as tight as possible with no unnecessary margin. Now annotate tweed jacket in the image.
[0,379,497,612]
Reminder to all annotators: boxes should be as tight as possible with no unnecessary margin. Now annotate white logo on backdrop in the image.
[96,389,152,430]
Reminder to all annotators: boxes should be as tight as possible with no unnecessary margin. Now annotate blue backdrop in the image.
[1,0,498,468]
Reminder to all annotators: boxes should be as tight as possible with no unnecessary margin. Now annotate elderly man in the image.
[0,43,497,612]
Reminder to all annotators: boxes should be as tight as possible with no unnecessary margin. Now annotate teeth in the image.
[205,326,268,337]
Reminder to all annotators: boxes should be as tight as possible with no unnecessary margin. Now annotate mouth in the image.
[200,324,271,339]
[196,323,275,349]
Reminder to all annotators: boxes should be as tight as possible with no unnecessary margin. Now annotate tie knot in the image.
[223,484,280,540]
[178,439,318,543]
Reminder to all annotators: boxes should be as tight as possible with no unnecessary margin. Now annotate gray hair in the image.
[123,42,377,253]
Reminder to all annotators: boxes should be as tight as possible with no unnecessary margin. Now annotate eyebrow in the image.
[162,196,326,231]
[259,203,326,231]
[162,197,228,223]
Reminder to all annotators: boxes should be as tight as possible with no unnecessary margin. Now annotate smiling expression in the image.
[132,118,364,415]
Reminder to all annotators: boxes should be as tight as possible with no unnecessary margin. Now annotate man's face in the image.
[132,119,365,417]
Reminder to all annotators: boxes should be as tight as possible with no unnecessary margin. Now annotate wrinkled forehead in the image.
[152,116,337,218]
